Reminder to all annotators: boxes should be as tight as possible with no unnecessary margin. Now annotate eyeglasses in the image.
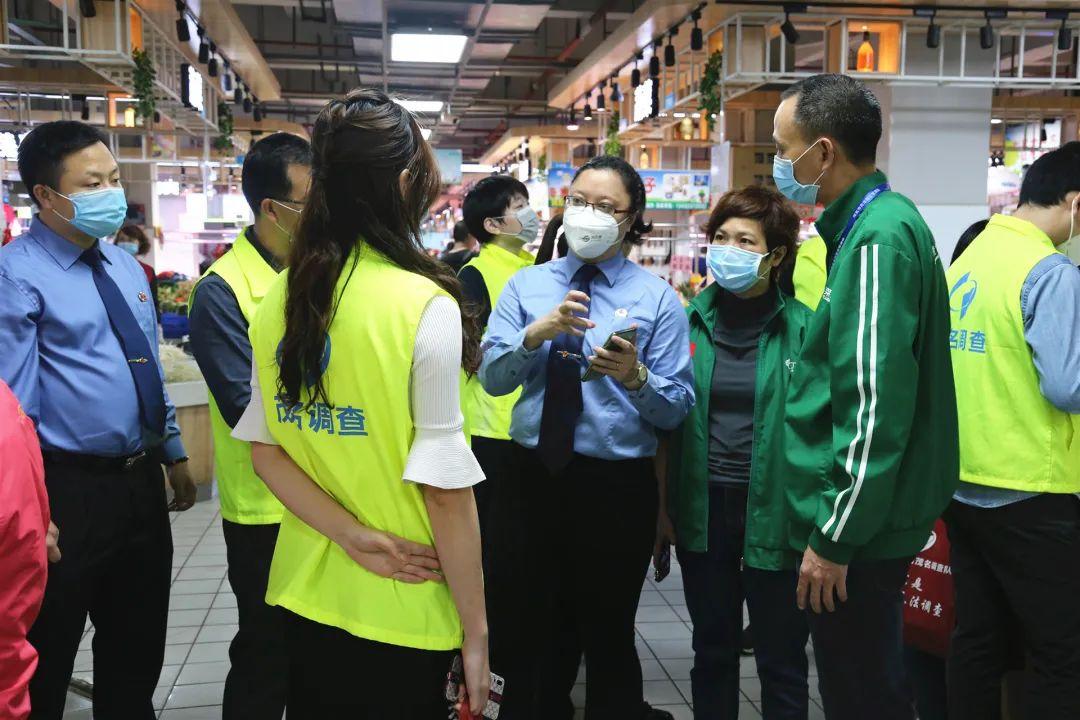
[565,195,631,218]
[271,198,305,214]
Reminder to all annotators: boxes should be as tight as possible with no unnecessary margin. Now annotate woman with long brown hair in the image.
[231,88,489,718]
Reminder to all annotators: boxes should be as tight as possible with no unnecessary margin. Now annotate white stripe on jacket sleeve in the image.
[822,244,879,541]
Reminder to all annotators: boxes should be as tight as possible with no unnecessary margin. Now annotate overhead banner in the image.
[547,163,575,208]
[640,170,710,210]
[435,149,463,185]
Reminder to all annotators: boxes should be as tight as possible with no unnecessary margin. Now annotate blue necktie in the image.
[537,263,601,473]
[80,248,167,446]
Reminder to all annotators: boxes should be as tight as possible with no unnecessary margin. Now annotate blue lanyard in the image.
[834,183,890,257]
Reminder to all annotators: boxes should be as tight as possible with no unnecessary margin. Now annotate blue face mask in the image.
[53,187,128,239]
[773,139,825,206]
[707,245,773,294]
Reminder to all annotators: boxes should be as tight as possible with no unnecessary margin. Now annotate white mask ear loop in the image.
[48,188,76,224]
[1066,194,1079,246]
[792,139,827,188]
[270,200,300,242]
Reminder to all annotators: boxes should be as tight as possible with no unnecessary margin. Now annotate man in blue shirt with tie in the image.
[0,121,194,719]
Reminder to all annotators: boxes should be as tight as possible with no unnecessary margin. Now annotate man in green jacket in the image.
[773,74,959,719]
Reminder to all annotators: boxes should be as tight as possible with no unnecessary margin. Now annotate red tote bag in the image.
[902,519,955,658]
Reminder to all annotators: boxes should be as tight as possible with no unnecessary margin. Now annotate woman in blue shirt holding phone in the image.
[480,155,695,720]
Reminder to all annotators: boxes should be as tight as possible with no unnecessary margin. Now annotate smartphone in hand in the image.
[581,327,638,382]
[445,655,505,719]
[654,545,671,583]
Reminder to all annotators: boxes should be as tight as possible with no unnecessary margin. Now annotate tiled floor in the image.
[63,498,825,719]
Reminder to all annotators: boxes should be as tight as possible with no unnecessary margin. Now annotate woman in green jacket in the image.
[660,186,813,720]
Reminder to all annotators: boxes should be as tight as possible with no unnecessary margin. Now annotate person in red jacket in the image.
[0,380,55,720]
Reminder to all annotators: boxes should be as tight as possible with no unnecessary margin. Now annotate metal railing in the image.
[0,0,223,134]
[713,11,1080,101]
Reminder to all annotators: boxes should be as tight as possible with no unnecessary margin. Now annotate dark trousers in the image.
[471,436,514,569]
[496,444,657,720]
[282,609,455,719]
[678,485,810,720]
[28,459,172,720]
[904,646,947,720]
[806,557,914,720]
[221,520,287,719]
[946,495,1080,720]
[470,435,520,717]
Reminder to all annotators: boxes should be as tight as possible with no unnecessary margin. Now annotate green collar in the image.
[815,170,889,252]
[688,282,786,332]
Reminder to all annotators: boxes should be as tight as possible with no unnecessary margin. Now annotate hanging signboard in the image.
[434,148,463,185]
[640,170,710,210]
[547,163,575,208]
[633,79,655,124]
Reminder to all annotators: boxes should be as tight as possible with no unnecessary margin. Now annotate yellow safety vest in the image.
[793,235,827,312]
[461,243,533,440]
[194,230,284,524]
[946,214,1080,493]
[249,245,464,650]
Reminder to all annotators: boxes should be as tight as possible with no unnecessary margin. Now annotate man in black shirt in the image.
[440,220,477,273]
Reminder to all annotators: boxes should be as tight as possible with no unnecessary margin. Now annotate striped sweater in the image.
[781,171,959,565]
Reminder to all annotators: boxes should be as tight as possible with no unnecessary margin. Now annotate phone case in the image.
[580,328,638,382]
[445,655,505,719]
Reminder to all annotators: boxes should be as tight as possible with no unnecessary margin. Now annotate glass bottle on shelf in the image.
[856,28,875,72]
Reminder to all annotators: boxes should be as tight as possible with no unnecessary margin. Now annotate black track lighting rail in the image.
[714,1,1072,15]
[174,0,261,123]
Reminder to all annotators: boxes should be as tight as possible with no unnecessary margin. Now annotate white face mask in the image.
[562,204,624,260]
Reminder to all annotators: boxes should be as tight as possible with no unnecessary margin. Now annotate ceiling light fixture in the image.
[1047,11,1073,51]
[566,106,579,131]
[631,52,642,88]
[596,83,606,111]
[208,52,218,77]
[610,79,621,103]
[914,7,940,49]
[391,32,468,64]
[253,103,263,122]
[243,95,252,113]
[397,99,444,113]
[781,3,806,45]
[927,21,940,48]
[980,10,1006,50]
[175,1,190,42]
[665,28,678,67]
[980,17,993,49]
[649,39,662,78]
[691,10,703,51]
[197,27,209,64]
[583,100,593,122]
[223,64,233,92]
[234,85,243,105]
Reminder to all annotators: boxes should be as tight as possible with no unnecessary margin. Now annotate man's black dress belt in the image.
[42,449,150,473]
